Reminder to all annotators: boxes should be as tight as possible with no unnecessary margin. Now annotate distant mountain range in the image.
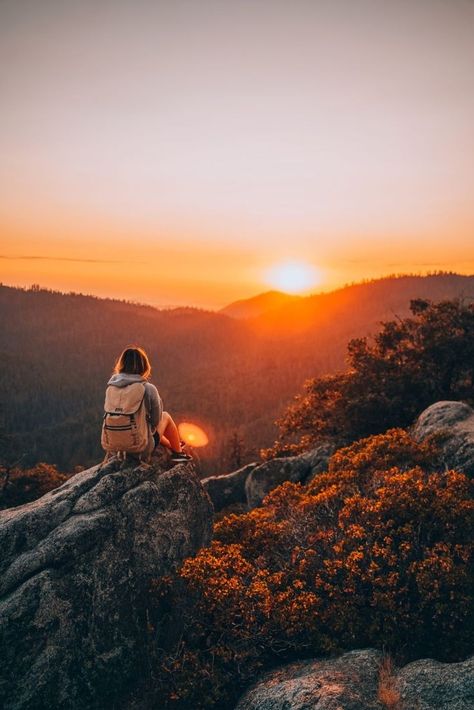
[1,272,473,475]
[222,273,474,333]
[220,290,301,319]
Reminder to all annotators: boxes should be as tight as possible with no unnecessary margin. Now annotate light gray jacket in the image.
[106,373,163,429]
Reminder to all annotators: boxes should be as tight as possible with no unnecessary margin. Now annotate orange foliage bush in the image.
[149,430,473,708]
[326,427,441,477]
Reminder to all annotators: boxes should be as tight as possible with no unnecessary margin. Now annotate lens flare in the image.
[178,422,209,447]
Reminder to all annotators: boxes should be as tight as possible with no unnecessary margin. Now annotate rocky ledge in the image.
[0,458,213,710]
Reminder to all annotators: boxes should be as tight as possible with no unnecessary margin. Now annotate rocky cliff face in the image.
[0,458,213,710]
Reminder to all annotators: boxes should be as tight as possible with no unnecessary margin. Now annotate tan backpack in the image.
[101,382,150,455]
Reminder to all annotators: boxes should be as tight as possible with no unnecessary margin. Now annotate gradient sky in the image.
[1,0,473,308]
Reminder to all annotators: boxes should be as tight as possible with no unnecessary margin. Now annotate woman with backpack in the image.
[101,345,191,463]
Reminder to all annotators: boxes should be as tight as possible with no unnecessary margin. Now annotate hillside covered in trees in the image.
[1,272,473,476]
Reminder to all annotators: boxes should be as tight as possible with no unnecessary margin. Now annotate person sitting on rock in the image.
[105,345,191,463]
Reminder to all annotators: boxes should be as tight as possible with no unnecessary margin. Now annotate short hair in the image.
[114,346,152,379]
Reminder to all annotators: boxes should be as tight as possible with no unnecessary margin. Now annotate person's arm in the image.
[145,383,163,429]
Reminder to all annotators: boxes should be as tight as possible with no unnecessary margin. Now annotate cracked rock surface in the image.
[0,458,213,710]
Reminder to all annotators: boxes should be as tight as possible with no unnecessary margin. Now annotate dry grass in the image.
[378,654,402,709]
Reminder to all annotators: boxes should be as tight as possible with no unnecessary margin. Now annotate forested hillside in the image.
[1,272,473,475]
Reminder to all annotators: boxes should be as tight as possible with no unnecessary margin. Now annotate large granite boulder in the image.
[236,649,385,710]
[413,400,474,477]
[396,656,474,710]
[298,442,336,483]
[244,444,335,509]
[203,444,334,513]
[245,456,312,509]
[0,458,213,710]
[202,462,258,512]
[236,649,474,710]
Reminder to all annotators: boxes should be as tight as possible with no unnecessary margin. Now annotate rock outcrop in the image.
[396,656,474,710]
[244,455,314,509]
[295,442,336,483]
[413,400,474,477]
[236,649,385,710]
[202,462,258,511]
[0,458,213,710]
[203,443,334,512]
[244,443,335,509]
[236,649,474,710]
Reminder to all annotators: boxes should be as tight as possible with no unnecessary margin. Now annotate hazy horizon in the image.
[2,269,473,312]
[1,0,474,307]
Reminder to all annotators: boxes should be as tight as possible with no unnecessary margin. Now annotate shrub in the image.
[148,430,474,708]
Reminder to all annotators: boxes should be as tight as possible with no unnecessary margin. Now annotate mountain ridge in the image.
[219,289,302,319]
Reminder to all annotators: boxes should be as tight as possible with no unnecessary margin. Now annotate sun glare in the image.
[264,261,322,294]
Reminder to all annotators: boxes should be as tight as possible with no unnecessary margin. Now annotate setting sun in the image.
[264,262,322,294]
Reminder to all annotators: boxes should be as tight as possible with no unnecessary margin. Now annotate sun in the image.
[264,261,322,294]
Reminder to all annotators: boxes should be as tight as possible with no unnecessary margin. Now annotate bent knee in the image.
[157,411,171,432]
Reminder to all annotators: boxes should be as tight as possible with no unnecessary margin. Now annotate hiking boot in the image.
[170,450,193,463]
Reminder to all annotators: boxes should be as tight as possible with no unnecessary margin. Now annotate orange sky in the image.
[1,0,473,308]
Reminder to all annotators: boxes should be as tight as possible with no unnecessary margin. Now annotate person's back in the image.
[106,371,163,432]
[101,345,191,463]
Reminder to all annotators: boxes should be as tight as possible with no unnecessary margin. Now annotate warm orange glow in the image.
[264,262,322,294]
[178,422,209,448]
[1,2,473,308]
